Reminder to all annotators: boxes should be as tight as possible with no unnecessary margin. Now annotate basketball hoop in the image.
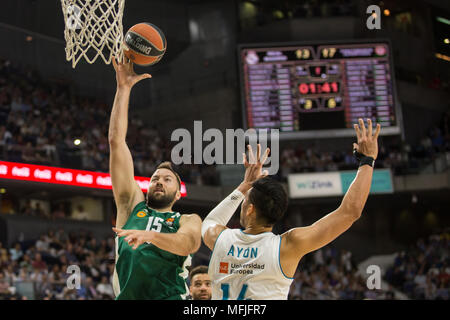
[60,0,125,68]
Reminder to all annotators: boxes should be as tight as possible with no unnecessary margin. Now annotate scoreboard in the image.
[238,41,402,139]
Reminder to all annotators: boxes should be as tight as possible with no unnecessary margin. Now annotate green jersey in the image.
[113,201,191,300]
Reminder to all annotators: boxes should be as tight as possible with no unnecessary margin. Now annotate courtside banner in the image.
[288,172,342,198]
[340,169,394,194]
[0,161,187,197]
[288,169,393,199]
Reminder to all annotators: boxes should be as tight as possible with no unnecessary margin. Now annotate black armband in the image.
[353,149,375,168]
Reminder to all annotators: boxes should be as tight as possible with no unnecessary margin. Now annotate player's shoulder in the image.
[179,212,201,219]
[280,227,310,246]
[179,213,202,224]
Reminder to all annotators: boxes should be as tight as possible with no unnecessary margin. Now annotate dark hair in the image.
[156,161,181,189]
[249,177,288,225]
[189,265,209,281]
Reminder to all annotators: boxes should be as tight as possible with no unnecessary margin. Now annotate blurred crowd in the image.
[279,111,450,179]
[0,57,219,186]
[0,229,116,300]
[0,56,448,188]
[289,246,395,300]
[16,201,92,221]
[0,59,450,189]
[0,227,386,300]
[1,227,448,300]
[384,230,449,300]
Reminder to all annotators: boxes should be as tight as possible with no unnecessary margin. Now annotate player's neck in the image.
[148,205,173,213]
[242,225,272,235]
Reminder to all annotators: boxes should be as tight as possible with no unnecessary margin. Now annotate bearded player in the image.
[109,56,202,300]
[202,119,380,299]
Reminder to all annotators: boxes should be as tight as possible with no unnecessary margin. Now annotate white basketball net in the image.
[60,0,125,68]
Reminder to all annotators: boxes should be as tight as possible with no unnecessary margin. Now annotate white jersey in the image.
[208,229,294,300]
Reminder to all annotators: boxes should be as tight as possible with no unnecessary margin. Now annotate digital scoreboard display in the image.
[239,41,401,139]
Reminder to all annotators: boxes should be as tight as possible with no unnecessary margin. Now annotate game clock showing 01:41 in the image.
[239,41,401,139]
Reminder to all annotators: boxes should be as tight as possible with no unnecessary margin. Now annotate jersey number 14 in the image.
[221,283,250,300]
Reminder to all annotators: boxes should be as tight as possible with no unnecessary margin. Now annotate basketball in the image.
[123,22,166,66]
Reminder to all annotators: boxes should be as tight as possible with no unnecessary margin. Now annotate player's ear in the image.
[246,203,255,217]
[175,190,181,201]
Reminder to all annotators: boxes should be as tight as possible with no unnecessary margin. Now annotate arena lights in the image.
[436,16,450,26]
[0,161,187,197]
[435,53,450,62]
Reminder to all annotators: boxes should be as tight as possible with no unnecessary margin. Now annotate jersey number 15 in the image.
[145,217,163,244]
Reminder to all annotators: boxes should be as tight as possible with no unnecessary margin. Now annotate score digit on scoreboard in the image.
[239,42,399,138]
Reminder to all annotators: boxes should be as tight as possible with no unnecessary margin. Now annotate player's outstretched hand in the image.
[239,144,269,192]
[353,118,381,159]
[113,227,155,250]
[112,55,151,89]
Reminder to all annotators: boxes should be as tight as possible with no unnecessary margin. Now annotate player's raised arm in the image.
[201,145,270,250]
[281,119,381,271]
[109,57,151,228]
